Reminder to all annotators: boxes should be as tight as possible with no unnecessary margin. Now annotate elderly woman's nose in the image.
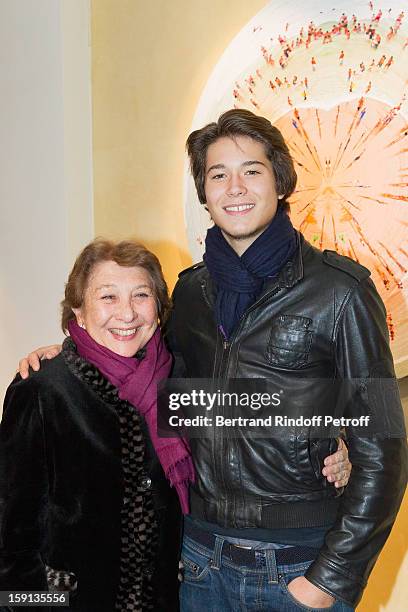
[116,298,137,321]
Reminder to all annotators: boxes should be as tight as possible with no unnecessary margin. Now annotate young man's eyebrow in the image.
[206,163,226,174]
[206,160,267,174]
[241,160,268,168]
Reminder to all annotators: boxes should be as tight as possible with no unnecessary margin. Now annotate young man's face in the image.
[204,135,282,256]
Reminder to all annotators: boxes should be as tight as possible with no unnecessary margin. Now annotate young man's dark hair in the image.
[186,109,297,212]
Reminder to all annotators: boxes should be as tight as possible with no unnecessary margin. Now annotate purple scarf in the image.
[68,320,194,514]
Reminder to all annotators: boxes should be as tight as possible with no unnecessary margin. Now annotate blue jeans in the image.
[179,533,355,612]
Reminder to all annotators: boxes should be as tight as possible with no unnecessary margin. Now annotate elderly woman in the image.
[0,239,193,611]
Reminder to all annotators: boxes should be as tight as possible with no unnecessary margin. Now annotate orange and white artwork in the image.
[184,0,408,375]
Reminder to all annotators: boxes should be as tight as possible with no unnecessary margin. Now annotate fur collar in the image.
[62,336,124,407]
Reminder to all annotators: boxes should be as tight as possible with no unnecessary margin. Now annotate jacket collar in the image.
[277,230,304,288]
[62,337,123,407]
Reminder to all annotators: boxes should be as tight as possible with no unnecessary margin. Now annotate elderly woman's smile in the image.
[74,260,159,357]
[109,327,140,339]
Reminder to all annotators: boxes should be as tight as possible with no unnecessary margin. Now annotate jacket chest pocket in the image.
[266,315,313,368]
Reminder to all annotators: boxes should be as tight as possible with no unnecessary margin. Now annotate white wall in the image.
[0,0,94,402]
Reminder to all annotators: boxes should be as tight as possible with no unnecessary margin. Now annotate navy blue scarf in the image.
[203,207,297,338]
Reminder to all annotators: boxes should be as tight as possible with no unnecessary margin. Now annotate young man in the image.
[165,110,407,610]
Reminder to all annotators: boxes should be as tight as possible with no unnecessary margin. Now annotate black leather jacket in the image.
[166,233,407,607]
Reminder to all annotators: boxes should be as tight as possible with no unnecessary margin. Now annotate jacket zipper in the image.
[201,277,284,377]
[214,283,284,503]
[216,282,284,380]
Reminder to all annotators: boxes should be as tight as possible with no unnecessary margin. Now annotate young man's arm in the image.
[19,345,61,379]
[304,277,408,608]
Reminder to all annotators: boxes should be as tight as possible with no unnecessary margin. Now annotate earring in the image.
[278,194,284,200]
[79,322,86,330]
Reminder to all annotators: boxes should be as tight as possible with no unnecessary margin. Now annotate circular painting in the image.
[184,0,408,375]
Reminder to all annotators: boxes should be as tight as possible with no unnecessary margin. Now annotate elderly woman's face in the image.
[74,260,158,357]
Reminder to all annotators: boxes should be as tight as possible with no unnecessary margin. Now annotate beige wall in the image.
[90,1,407,610]
[0,0,93,401]
[91,0,267,289]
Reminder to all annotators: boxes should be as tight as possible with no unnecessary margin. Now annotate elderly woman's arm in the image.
[0,377,49,598]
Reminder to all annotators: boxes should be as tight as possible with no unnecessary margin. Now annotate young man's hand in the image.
[18,345,62,379]
[322,438,351,488]
[288,576,335,608]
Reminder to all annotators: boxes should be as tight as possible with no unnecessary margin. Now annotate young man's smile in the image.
[223,203,255,214]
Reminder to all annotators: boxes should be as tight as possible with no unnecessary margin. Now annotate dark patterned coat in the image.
[0,339,181,611]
